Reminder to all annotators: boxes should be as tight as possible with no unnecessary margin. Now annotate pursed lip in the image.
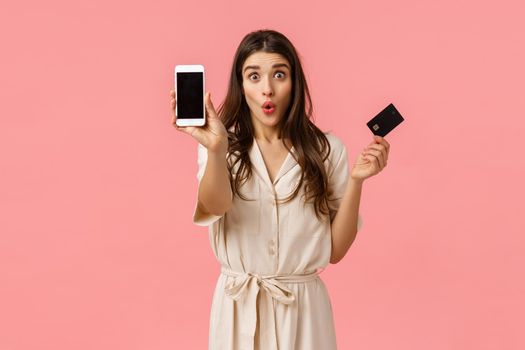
[262,101,276,109]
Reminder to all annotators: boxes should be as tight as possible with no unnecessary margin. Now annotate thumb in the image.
[205,92,218,119]
[368,135,381,146]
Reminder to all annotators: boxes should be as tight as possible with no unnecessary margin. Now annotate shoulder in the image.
[323,132,347,158]
[321,132,349,178]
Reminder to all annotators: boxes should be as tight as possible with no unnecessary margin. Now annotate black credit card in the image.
[366,103,404,137]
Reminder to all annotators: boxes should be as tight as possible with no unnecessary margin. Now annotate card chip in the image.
[366,103,404,137]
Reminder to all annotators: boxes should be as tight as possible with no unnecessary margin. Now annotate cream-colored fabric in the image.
[192,133,363,350]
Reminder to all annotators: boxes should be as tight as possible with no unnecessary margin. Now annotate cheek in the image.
[279,81,292,95]
[242,82,254,99]
[280,83,292,103]
[244,90,259,106]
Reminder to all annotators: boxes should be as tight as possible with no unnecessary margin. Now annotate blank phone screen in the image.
[176,72,204,119]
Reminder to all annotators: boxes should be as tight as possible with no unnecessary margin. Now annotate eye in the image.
[247,71,287,81]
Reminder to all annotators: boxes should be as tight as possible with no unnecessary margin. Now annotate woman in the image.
[170,29,390,350]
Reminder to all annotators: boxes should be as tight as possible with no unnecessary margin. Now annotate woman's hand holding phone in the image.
[170,89,228,154]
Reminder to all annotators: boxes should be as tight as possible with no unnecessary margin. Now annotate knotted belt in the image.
[221,267,323,350]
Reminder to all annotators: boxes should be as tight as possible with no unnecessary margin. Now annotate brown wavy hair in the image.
[216,29,332,220]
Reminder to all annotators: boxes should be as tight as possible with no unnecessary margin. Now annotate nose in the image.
[261,76,274,97]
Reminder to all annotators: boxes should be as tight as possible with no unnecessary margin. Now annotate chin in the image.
[262,118,283,128]
[252,113,283,128]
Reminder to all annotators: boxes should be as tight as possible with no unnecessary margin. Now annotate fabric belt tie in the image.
[221,267,322,350]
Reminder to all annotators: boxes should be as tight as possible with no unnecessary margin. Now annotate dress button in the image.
[268,240,276,256]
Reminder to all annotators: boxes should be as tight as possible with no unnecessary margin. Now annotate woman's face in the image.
[241,51,292,132]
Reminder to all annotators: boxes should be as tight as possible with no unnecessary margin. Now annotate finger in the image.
[371,135,386,146]
[361,154,371,164]
[364,153,381,171]
[170,89,176,107]
[382,138,390,151]
[365,144,388,165]
[363,148,385,168]
[173,124,196,136]
[184,124,208,141]
[379,139,390,155]
[370,149,385,168]
[170,92,177,119]
[366,135,380,146]
[373,135,390,153]
[205,92,218,119]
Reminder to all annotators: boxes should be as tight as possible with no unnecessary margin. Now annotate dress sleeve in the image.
[192,143,224,226]
[327,142,364,231]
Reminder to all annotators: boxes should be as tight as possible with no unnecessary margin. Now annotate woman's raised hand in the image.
[170,89,229,154]
[350,135,390,181]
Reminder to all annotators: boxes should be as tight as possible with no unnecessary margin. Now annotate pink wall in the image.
[1,0,524,349]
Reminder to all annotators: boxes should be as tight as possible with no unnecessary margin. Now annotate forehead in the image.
[242,52,289,69]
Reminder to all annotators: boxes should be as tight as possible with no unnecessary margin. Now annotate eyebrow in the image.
[243,63,290,73]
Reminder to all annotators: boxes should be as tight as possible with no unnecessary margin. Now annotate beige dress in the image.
[192,133,363,350]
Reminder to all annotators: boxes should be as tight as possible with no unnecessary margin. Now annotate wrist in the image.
[207,140,229,157]
[349,176,365,186]
[208,146,228,159]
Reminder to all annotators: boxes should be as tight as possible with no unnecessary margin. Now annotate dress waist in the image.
[219,266,324,350]
[220,266,322,283]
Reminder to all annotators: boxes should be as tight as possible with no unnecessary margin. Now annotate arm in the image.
[197,147,233,217]
[329,177,364,264]
[329,134,390,263]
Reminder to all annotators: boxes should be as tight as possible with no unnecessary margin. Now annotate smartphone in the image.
[175,65,205,127]
[366,103,404,137]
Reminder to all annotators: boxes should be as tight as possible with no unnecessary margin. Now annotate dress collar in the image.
[248,138,298,190]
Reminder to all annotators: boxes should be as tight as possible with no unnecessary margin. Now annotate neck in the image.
[251,117,282,144]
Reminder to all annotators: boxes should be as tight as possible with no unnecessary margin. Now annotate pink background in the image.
[1,0,524,349]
